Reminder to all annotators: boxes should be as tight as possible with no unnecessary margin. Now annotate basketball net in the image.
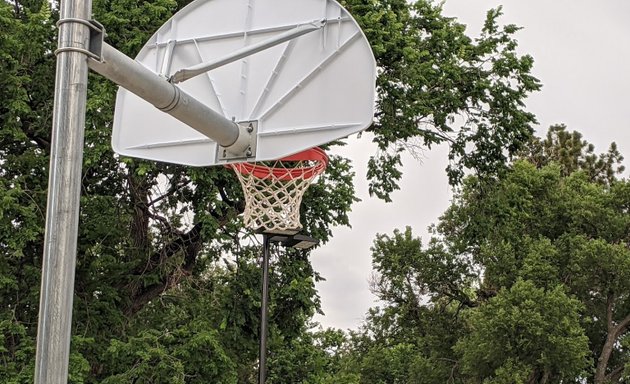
[228,147,328,235]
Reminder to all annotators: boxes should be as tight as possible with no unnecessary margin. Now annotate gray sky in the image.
[312,0,630,330]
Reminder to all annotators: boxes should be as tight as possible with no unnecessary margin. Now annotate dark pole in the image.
[259,234,271,384]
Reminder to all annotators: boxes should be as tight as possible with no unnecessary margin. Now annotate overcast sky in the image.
[312,0,630,330]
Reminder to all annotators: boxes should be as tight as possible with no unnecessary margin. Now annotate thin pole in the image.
[170,19,326,84]
[259,235,271,384]
[34,0,92,382]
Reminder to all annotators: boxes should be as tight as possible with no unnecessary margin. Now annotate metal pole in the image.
[88,43,244,149]
[170,19,326,84]
[259,235,271,384]
[34,0,92,383]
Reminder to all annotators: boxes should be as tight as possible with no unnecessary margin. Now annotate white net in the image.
[229,148,327,234]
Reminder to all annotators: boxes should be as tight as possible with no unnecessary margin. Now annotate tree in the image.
[2,0,346,381]
[444,155,630,383]
[338,128,630,383]
[456,280,589,383]
[0,0,541,381]
[331,228,471,383]
[345,0,541,199]
[517,124,625,185]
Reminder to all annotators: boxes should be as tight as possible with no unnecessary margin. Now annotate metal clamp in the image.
[54,18,106,61]
[218,120,258,161]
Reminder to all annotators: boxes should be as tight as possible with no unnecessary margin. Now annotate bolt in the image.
[246,147,252,157]
[247,123,254,133]
[223,149,227,157]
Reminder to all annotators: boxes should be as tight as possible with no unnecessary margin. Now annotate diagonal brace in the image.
[169,19,326,84]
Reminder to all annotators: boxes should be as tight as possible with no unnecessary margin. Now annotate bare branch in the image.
[604,365,625,383]
[614,312,630,338]
[148,179,191,206]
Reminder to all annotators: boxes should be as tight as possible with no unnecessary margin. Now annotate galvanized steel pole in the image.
[34,0,92,383]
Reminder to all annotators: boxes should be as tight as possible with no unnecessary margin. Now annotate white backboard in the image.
[112,0,376,166]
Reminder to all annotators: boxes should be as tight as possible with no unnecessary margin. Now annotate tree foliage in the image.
[333,128,630,383]
[518,124,625,185]
[344,0,540,199]
[456,281,589,383]
[0,0,542,382]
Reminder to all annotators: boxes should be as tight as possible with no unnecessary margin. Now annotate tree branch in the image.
[614,312,630,338]
[595,294,618,384]
[604,365,625,383]
[147,211,179,236]
[125,204,238,316]
[125,222,203,316]
[127,173,151,255]
[218,184,234,207]
[607,294,615,332]
[540,369,550,384]
[440,288,477,309]
[148,179,190,206]
[123,169,244,315]
[20,120,50,151]
[133,221,201,276]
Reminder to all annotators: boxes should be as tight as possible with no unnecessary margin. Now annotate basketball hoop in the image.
[228,147,328,235]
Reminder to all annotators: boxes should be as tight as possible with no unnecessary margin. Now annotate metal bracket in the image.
[54,18,105,61]
[88,20,106,62]
[159,40,177,78]
[218,120,258,161]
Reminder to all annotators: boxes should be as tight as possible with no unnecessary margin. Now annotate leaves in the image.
[334,128,630,383]
[518,124,625,185]
[456,281,590,382]
[102,325,237,384]
[0,0,551,381]
[348,0,541,198]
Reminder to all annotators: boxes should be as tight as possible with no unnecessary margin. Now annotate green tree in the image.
[340,128,629,383]
[346,0,541,198]
[447,159,630,383]
[456,281,589,383]
[518,124,625,185]
[0,0,541,381]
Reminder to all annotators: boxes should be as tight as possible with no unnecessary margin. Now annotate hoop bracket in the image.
[218,120,258,161]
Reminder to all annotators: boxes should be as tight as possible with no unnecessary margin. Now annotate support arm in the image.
[88,43,251,153]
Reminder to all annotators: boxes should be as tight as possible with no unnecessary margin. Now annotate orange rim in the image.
[228,147,328,181]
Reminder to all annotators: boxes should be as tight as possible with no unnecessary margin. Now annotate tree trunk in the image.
[595,329,618,384]
[595,296,617,384]
[540,369,550,384]
[124,222,203,316]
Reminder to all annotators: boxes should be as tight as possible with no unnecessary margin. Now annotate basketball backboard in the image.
[111,0,376,166]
